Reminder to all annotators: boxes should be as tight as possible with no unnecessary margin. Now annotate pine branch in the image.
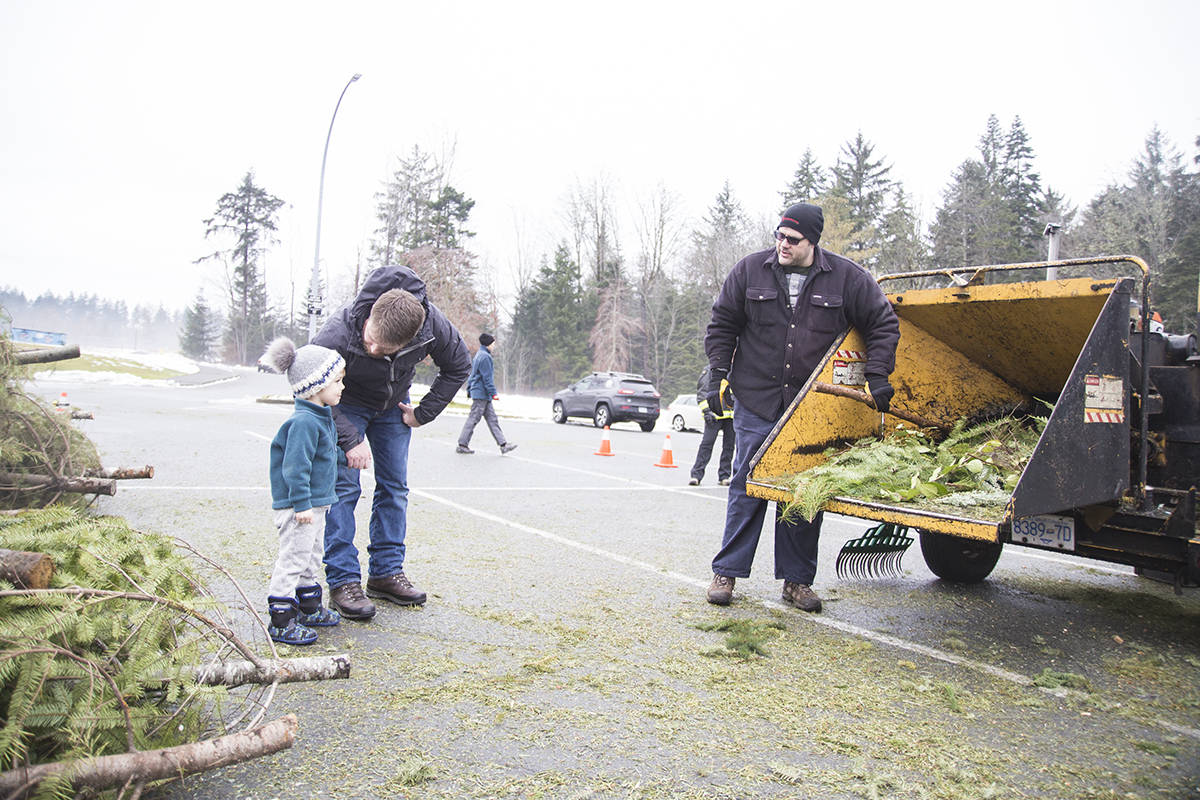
[0,714,298,796]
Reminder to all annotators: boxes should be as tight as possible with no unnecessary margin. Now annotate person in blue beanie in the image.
[258,337,348,645]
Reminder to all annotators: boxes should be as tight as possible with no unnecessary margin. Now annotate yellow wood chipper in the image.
[746,256,1200,589]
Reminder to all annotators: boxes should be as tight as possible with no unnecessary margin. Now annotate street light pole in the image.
[308,72,362,342]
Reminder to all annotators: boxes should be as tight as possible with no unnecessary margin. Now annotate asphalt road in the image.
[31,371,1200,799]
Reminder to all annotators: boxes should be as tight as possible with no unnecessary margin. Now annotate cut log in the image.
[84,466,155,480]
[0,472,116,496]
[194,653,351,688]
[13,345,80,365]
[0,714,298,796]
[0,548,54,589]
[812,382,949,432]
[70,410,94,420]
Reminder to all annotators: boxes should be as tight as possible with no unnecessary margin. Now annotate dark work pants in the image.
[711,404,823,585]
[690,416,735,482]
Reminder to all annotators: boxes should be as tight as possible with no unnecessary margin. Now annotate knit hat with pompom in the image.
[258,337,345,399]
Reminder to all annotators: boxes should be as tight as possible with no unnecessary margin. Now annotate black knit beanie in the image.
[479,332,495,347]
[779,202,823,246]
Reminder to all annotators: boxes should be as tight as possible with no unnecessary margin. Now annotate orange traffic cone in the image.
[654,433,678,468]
[594,425,615,456]
[54,391,70,410]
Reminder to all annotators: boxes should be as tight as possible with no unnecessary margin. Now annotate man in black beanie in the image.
[456,332,518,455]
[701,201,899,612]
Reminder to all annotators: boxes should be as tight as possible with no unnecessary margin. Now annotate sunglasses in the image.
[774,230,805,246]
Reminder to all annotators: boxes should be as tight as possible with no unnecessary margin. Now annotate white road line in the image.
[245,430,272,442]
[1006,549,1133,575]
[498,452,728,503]
[412,488,1032,686]
[121,486,268,491]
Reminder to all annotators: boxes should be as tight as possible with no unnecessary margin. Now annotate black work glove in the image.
[704,368,729,417]
[866,374,894,414]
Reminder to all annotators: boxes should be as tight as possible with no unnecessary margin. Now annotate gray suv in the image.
[552,371,661,431]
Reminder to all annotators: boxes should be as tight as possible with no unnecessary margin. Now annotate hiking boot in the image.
[500,442,518,454]
[688,477,700,486]
[329,582,376,620]
[706,573,735,605]
[456,445,474,454]
[295,585,340,627]
[366,571,427,606]
[782,581,823,613]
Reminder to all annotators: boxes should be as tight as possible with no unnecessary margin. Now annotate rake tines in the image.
[835,523,914,580]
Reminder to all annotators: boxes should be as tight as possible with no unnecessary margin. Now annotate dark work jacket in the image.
[705,246,900,421]
[313,266,470,450]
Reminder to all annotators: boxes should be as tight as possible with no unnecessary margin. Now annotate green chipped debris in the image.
[1032,668,1092,692]
[694,617,786,659]
[780,412,1049,522]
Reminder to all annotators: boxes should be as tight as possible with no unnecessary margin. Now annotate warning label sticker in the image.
[1084,374,1124,423]
[832,359,866,386]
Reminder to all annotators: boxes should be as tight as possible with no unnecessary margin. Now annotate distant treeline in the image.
[0,289,181,352]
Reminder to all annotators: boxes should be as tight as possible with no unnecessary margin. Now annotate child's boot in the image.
[295,585,340,627]
[267,596,318,645]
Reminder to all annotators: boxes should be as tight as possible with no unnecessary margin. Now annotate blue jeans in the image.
[712,404,823,585]
[324,402,411,588]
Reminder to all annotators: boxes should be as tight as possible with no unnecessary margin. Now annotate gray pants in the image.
[458,398,507,447]
[268,506,328,598]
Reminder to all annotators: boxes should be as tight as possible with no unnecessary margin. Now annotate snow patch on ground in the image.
[33,348,557,421]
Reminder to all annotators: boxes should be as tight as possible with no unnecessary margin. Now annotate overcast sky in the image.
[2,0,1197,321]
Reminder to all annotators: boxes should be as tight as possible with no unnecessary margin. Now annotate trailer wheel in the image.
[918,531,1002,583]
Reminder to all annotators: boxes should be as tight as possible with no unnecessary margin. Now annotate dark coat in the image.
[465,346,496,399]
[313,266,470,449]
[705,246,899,420]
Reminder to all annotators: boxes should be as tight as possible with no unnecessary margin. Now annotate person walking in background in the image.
[703,202,899,613]
[457,332,517,455]
[313,266,471,621]
[688,365,735,486]
[257,337,347,645]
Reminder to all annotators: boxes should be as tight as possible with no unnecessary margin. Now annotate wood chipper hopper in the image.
[746,256,1200,588]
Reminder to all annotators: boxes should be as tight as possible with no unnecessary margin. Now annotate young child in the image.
[258,337,348,645]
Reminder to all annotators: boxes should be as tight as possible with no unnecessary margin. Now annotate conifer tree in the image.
[197,171,284,365]
[780,148,828,205]
[179,290,218,361]
[830,132,894,267]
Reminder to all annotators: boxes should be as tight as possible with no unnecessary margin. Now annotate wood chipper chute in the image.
[745,256,1200,589]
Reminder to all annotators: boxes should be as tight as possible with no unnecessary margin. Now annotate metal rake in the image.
[835,522,914,580]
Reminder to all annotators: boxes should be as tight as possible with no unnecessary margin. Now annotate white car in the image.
[665,394,705,432]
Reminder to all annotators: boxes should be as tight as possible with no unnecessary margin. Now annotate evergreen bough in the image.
[0,507,237,799]
[781,412,1049,523]
[0,327,101,510]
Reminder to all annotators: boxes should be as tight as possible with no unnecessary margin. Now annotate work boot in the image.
[782,581,823,613]
[295,584,341,627]
[366,571,427,606]
[456,445,474,454]
[329,582,376,620]
[267,597,318,645]
[706,573,735,605]
[500,442,518,454]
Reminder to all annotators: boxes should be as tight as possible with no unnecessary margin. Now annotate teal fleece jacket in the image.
[269,398,345,512]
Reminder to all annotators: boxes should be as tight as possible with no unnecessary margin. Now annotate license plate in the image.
[1012,514,1075,551]
[638,406,649,413]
